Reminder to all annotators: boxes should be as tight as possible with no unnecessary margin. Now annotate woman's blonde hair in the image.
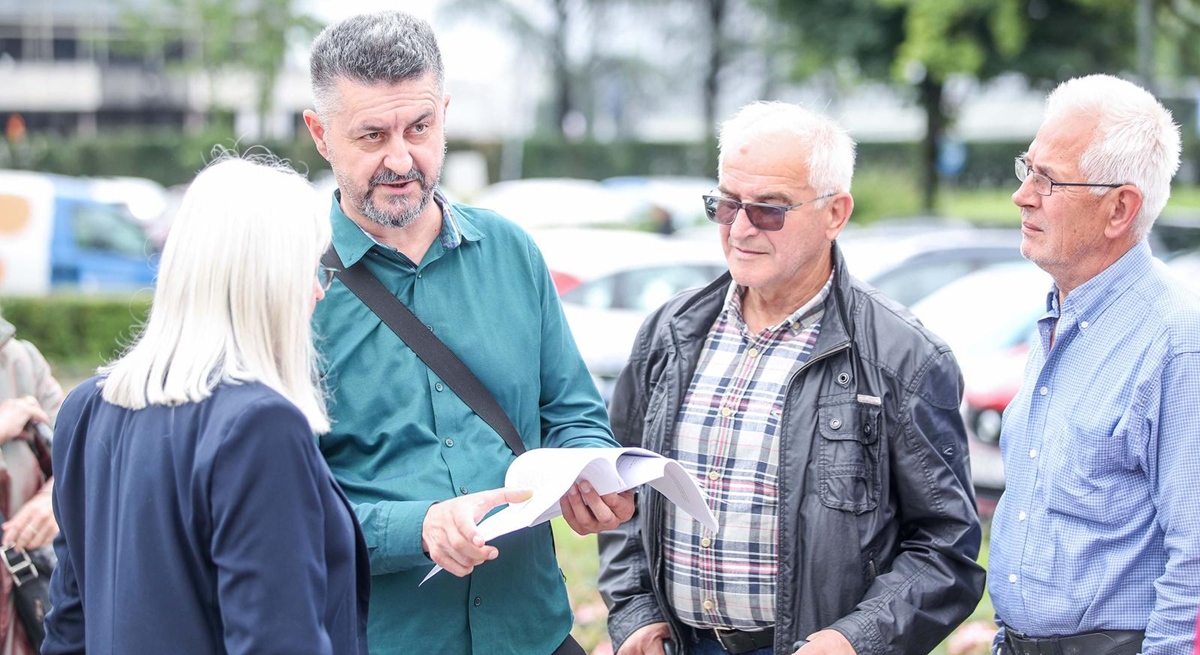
[101,152,332,433]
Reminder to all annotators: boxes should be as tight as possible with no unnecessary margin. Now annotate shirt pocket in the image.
[1043,419,1141,527]
[817,399,881,514]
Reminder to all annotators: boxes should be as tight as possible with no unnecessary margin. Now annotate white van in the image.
[0,171,158,296]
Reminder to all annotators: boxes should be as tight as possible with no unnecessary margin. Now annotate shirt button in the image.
[417,272,423,279]
[702,599,715,611]
[1008,574,1018,583]
[1039,386,1048,396]
[1029,449,1038,459]
[720,406,732,418]
[830,418,842,430]
[701,537,712,548]
[748,347,759,358]
[1018,511,1027,521]
[474,596,482,607]
[1081,321,1089,330]
[435,383,444,392]
[445,438,455,447]
[708,470,719,481]
[460,485,469,495]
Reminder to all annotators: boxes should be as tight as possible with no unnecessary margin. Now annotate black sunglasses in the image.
[702,193,834,231]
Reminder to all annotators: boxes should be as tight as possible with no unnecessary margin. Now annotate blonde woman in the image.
[43,155,369,655]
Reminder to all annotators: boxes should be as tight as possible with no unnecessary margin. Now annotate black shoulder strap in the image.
[322,247,526,456]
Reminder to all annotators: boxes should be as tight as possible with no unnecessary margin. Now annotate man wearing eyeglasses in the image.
[989,75,1200,655]
[597,101,985,655]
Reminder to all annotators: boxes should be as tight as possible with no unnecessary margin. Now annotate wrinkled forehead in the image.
[1024,114,1100,178]
[718,132,812,183]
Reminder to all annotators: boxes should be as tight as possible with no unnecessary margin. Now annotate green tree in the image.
[766,0,1139,211]
[119,0,321,135]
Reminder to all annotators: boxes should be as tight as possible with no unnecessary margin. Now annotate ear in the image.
[1104,185,1143,240]
[824,193,855,241]
[303,110,332,162]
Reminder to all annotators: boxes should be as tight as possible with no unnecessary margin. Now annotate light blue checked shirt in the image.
[989,241,1200,655]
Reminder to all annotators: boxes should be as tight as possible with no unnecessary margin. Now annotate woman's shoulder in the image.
[209,382,313,444]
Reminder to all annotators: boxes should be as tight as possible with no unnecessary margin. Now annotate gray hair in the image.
[1044,74,1181,241]
[718,101,856,205]
[310,11,445,117]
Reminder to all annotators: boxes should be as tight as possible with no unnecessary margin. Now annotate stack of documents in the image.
[422,447,719,584]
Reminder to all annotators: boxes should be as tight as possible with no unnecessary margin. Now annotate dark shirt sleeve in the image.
[209,399,336,655]
[598,318,669,652]
[43,510,86,655]
[43,385,89,655]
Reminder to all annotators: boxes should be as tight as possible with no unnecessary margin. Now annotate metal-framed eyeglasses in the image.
[1014,158,1124,197]
[702,192,834,231]
[317,264,339,291]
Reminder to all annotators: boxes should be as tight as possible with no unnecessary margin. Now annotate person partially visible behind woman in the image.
[42,154,369,655]
[0,313,64,654]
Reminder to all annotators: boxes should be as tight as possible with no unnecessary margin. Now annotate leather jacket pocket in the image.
[817,399,880,514]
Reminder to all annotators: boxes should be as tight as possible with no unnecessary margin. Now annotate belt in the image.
[697,627,775,654]
[1004,629,1144,655]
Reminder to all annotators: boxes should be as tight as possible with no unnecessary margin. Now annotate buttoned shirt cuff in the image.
[369,499,438,575]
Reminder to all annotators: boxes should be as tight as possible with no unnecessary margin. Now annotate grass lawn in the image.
[555,517,997,655]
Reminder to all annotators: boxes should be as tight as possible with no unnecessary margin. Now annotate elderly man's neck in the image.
[1052,235,1140,302]
[346,199,444,265]
[741,256,833,335]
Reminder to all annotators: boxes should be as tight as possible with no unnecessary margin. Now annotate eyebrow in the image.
[354,123,389,134]
[1021,152,1058,179]
[407,112,433,129]
[714,186,794,204]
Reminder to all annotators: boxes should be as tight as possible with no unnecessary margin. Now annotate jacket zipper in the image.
[774,340,852,645]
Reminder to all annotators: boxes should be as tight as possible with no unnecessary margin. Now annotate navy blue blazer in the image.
[43,377,370,655]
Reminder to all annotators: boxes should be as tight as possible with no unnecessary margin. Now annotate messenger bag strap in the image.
[322,247,526,457]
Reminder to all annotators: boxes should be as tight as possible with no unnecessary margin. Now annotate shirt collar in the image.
[329,187,483,268]
[723,270,834,334]
[1053,240,1154,323]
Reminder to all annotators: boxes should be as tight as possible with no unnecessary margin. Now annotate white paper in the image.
[420,447,718,585]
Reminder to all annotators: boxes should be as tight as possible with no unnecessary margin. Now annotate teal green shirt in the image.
[313,192,617,655]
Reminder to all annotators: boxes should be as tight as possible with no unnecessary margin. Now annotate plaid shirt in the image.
[664,275,832,630]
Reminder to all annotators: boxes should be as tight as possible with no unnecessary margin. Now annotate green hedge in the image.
[1,295,151,368]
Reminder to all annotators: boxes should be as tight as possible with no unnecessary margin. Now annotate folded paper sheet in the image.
[421,447,719,585]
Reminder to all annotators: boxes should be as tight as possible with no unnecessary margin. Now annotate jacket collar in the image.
[668,241,855,354]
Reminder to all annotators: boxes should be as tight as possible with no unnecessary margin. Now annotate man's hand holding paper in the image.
[421,448,719,584]
[561,483,635,535]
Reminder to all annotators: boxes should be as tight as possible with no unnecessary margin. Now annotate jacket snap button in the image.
[837,372,850,386]
[830,418,842,430]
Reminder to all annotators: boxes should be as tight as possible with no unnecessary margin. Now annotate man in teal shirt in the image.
[302,11,634,655]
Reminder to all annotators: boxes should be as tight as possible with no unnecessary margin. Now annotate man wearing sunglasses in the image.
[598,101,984,655]
[989,75,1200,655]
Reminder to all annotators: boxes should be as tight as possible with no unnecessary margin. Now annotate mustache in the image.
[367,168,425,193]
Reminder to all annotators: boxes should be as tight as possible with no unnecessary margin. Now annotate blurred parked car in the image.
[531,228,726,401]
[909,261,1052,498]
[839,227,1026,307]
[0,171,159,295]
[601,176,718,232]
[474,178,651,229]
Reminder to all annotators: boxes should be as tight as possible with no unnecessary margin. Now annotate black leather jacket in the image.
[598,244,985,655]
